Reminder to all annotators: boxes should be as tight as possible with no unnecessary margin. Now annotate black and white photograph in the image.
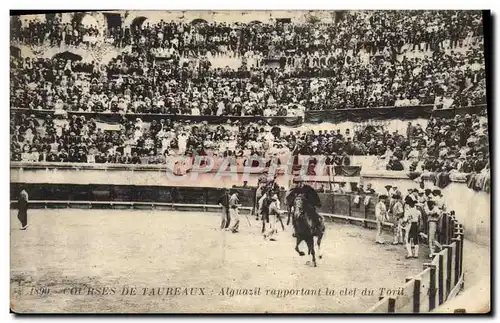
[9,9,490,314]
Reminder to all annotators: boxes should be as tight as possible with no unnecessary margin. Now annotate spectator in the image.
[387,156,405,171]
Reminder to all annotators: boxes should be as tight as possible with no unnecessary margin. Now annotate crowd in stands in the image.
[13,11,483,57]
[407,113,490,176]
[10,11,489,179]
[11,15,102,48]
[11,11,486,114]
[10,108,489,178]
[10,45,485,115]
[10,113,298,165]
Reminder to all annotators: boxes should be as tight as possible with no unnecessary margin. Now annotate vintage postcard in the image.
[10,10,490,314]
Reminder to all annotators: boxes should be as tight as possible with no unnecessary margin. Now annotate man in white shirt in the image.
[133,127,143,144]
[191,103,201,116]
[229,191,241,233]
[375,194,388,244]
[263,130,275,143]
[216,101,225,116]
[431,189,446,211]
[264,193,282,241]
[425,199,441,258]
[407,147,420,163]
[403,199,422,259]
[391,194,404,245]
[178,132,189,155]
[261,105,272,117]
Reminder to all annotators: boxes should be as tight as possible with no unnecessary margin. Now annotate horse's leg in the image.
[261,217,266,234]
[287,206,291,226]
[306,238,316,267]
[295,237,305,256]
[317,233,323,259]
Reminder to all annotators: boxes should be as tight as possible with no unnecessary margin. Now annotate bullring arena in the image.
[11,208,431,313]
[9,194,489,313]
[10,10,490,313]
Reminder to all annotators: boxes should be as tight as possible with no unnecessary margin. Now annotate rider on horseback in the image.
[287,177,323,237]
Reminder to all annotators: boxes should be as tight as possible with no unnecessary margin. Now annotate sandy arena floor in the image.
[10,209,427,313]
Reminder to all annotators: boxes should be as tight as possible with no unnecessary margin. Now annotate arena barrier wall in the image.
[9,183,381,224]
[366,213,465,313]
[11,163,486,243]
[10,163,279,188]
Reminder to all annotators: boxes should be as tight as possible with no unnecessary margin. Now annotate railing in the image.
[305,104,486,124]
[366,212,465,313]
[10,104,486,126]
[9,199,256,213]
[9,108,303,127]
[11,160,175,171]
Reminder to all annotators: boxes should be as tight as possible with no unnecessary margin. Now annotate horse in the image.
[293,194,325,267]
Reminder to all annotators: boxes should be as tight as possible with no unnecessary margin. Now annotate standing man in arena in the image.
[432,189,446,211]
[229,190,241,233]
[403,198,422,259]
[218,188,231,230]
[254,178,267,220]
[388,185,400,211]
[425,199,442,258]
[264,193,281,241]
[391,194,404,245]
[257,175,280,223]
[375,194,388,244]
[18,189,29,230]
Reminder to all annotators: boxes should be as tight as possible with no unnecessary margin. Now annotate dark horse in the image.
[293,194,325,267]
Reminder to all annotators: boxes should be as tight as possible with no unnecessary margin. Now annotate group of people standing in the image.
[217,176,284,240]
[217,189,242,234]
[217,184,282,239]
[217,175,325,243]
[375,185,447,259]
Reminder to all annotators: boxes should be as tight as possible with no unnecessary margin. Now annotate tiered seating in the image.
[10,11,488,175]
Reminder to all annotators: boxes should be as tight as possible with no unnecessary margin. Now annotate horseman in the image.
[287,177,323,237]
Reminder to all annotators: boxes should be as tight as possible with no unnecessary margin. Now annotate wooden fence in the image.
[366,212,465,313]
[10,183,380,219]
